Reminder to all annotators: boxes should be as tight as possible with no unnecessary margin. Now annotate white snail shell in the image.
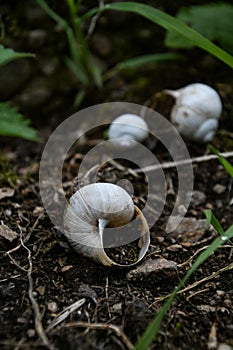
[108,114,149,147]
[165,83,222,142]
[63,183,150,266]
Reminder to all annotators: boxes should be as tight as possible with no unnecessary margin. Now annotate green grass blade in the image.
[205,210,232,245]
[204,209,225,235]
[73,89,86,107]
[99,2,233,69]
[134,219,233,350]
[164,3,233,55]
[116,53,182,70]
[208,145,233,178]
[35,0,90,85]
[0,45,34,66]
[35,0,67,28]
[91,64,103,88]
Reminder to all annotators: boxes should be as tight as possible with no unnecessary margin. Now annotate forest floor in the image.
[1,1,233,349]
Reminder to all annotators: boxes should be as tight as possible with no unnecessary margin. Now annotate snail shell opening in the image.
[103,206,150,266]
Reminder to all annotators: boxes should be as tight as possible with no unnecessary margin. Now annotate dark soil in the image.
[1,1,233,350]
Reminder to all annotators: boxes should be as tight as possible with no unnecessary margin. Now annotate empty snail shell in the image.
[108,114,149,147]
[165,83,222,142]
[63,182,150,266]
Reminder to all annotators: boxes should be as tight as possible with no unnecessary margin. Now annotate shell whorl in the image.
[171,83,222,120]
[108,114,149,147]
[64,183,150,265]
[63,182,150,266]
[166,83,222,142]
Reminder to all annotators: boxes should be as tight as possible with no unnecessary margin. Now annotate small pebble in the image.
[28,29,47,48]
[47,301,58,313]
[178,205,187,215]
[111,303,122,312]
[223,299,232,308]
[16,78,52,108]
[27,329,36,338]
[216,200,223,208]
[126,258,177,281]
[166,217,211,244]
[213,184,226,194]
[78,284,97,301]
[156,236,165,243]
[210,299,216,306]
[216,290,225,297]
[190,190,206,206]
[17,317,27,324]
[217,344,233,350]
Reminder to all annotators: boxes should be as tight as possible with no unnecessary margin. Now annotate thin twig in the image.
[49,321,134,350]
[13,336,26,350]
[177,262,233,294]
[46,299,86,332]
[5,214,43,256]
[150,261,233,306]
[177,245,233,268]
[186,287,210,302]
[105,276,112,319]
[135,151,233,174]
[0,274,21,283]
[19,227,56,350]
[87,0,104,38]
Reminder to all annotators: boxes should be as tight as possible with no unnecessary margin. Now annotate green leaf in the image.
[134,220,233,350]
[98,2,233,69]
[208,145,233,178]
[0,45,34,66]
[116,53,182,70]
[0,102,40,141]
[165,3,233,55]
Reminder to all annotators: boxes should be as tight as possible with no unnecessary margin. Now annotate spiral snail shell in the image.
[165,83,222,142]
[63,182,150,266]
[108,114,149,147]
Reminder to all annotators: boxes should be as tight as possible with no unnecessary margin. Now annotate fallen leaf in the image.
[0,223,18,241]
[0,187,15,200]
[61,265,73,272]
[33,206,44,215]
[36,285,46,296]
